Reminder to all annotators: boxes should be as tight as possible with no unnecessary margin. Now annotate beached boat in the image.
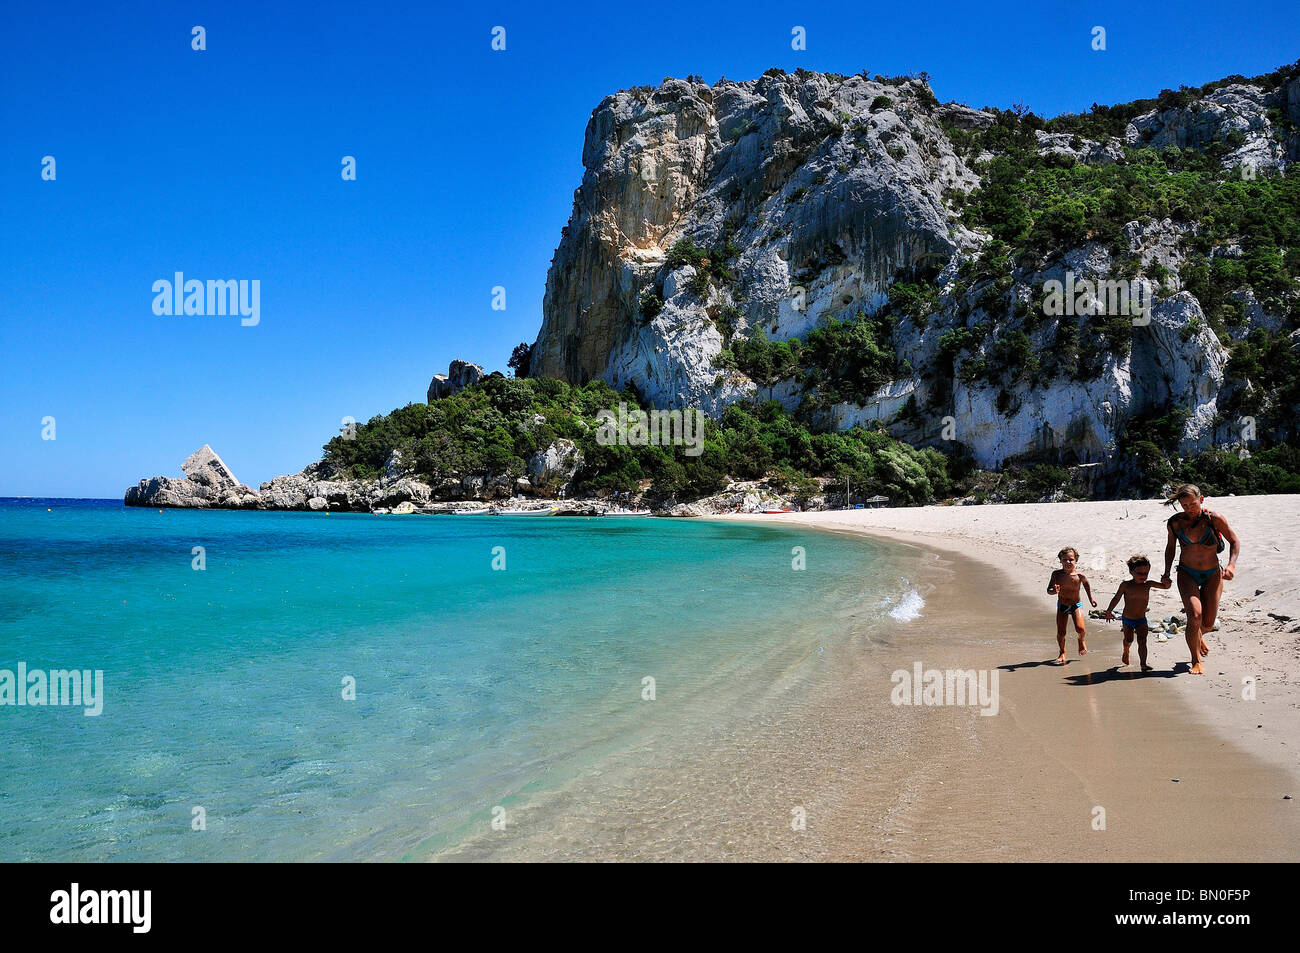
[490,506,556,516]
[602,508,652,517]
[761,507,792,514]
[449,507,491,515]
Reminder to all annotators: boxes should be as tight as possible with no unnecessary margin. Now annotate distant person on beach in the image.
[1104,554,1171,671]
[1162,484,1241,675]
[1047,547,1096,664]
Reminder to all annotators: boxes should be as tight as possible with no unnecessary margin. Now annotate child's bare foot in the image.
[1189,662,1204,675]
[1121,647,1131,665]
[1077,639,1088,656]
[1141,663,1153,672]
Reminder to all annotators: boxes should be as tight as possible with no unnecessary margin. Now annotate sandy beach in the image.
[426,497,1299,861]
[712,494,1300,860]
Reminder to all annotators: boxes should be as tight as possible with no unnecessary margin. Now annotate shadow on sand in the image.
[999,659,1072,673]
[1062,663,1182,685]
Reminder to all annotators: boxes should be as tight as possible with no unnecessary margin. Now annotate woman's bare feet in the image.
[1055,652,1066,665]
[1200,640,1210,657]
[1189,661,1204,675]
[1077,638,1088,656]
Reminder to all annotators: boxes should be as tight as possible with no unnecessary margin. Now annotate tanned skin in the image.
[1105,564,1171,671]
[1162,492,1241,675]
[1048,550,1096,665]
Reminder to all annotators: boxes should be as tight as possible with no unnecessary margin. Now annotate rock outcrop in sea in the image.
[124,445,261,509]
[124,442,591,513]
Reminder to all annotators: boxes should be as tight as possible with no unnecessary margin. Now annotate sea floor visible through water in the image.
[0,499,928,861]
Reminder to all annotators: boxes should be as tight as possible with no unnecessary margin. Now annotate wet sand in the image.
[718,503,1299,861]
[434,512,1297,860]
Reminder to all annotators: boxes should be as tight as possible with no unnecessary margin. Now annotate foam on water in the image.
[880,583,926,622]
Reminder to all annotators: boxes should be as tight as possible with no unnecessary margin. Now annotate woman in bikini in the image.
[1161,483,1241,675]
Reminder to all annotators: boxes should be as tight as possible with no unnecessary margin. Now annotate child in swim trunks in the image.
[1047,547,1096,665]
[1104,554,1172,671]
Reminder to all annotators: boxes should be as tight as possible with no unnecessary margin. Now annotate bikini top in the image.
[1169,509,1225,553]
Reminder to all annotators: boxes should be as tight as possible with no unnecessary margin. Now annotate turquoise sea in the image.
[0,498,918,861]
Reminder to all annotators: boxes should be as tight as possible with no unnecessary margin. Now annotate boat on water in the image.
[490,506,556,516]
[601,508,652,517]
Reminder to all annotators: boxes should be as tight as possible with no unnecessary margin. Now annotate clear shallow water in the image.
[0,498,915,861]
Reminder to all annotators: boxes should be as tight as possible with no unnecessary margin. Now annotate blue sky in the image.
[3,1,1297,497]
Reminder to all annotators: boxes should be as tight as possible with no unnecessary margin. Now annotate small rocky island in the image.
[125,364,643,514]
[125,445,262,509]
[128,360,633,513]
[122,358,803,517]
[123,439,788,516]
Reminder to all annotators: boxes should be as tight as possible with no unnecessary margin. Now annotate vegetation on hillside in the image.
[320,371,1300,505]
[1118,405,1300,496]
[938,67,1300,420]
[321,375,959,505]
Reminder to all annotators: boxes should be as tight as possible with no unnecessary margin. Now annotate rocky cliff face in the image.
[533,72,980,414]
[531,67,1300,468]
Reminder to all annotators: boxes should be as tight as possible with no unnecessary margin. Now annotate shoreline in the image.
[714,498,1300,857]
[430,512,1299,860]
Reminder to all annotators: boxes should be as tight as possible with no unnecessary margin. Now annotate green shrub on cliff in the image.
[724,330,801,397]
[887,281,939,320]
[1220,327,1300,417]
[802,310,897,404]
[1179,444,1300,495]
[960,328,1039,389]
[665,238,708,270]
[962,129,1300,305]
